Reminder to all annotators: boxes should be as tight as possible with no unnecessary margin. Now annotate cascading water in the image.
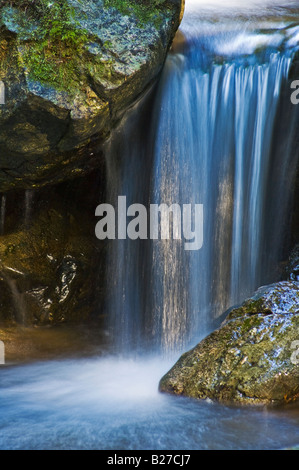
[1,0,299,452]
[105,1,299,354]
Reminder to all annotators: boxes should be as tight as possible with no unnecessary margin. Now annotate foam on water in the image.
[1,0,299,451]
[0,357,299,450]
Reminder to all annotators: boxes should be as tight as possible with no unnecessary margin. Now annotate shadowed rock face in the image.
[0,0,182,191]
[0,171,106,326]
[159,278,299,405]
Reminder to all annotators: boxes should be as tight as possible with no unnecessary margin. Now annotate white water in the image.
[186,0,298,11]
[105,1,299,354]
[0,356,299,450]
[0,0,299,451]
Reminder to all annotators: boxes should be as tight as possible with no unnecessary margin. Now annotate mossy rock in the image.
[160,281,299,405]
[0,0,182,191]
[224,281,299,323]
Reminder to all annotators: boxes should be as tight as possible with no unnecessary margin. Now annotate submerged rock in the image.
[0,0,182,191]
[160,281,299,405]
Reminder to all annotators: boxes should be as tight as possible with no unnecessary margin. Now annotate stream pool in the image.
[0,356,298,450]
[1,0,299,452]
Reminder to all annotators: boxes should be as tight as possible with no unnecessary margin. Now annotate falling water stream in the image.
[105,0,299,353]
[0,0,299,450]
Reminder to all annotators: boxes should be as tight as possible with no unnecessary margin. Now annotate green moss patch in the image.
[103,0,170,27]
[0,1,90,92]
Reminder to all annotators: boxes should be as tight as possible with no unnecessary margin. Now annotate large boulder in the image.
[0,0,182,191]
[159,281,299,405]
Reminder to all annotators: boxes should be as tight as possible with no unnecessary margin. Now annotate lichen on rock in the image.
[159,281,299,405]
[0,0,182,191]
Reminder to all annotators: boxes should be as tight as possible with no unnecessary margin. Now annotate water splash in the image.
[0,356,299,449]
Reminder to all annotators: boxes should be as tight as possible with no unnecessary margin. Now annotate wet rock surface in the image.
[160,280,299,405]
[287,244,299,282]
[0,171,106,326]
[0,322,108,364]
[0,0,181,191]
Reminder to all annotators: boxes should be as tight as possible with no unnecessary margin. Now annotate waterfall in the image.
[104,4,299,354]
[4,276,27,325]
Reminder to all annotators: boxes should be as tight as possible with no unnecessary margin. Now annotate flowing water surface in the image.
[1,0,299,450]
[0,356,299,450]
